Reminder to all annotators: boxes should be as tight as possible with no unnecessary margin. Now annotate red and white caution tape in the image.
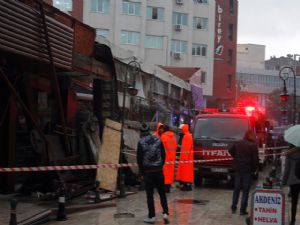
[0,158,233,173]
[0,146,291,173]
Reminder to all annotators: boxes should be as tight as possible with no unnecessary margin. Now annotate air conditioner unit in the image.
[174,24,182,31]
[176,0,183,5]
[173,52,181,60]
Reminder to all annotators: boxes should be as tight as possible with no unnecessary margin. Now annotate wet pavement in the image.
[0,194,50,225]
[45,180,294,225]
[1,164,297,225]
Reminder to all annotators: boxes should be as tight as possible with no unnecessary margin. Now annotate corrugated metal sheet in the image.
[0,0,73,70]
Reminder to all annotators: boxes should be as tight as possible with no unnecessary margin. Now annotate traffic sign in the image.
[251,189,285,225]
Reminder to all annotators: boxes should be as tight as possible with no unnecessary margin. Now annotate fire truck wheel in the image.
[194,174,203,187]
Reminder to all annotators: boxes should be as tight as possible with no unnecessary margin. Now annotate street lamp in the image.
[279,66,294,125]
[119,59,140,197]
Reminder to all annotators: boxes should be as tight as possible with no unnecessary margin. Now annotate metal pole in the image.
[119,69,128,198]
[293,54,298,125]
[118,60,140,197]
[39,1,71,156]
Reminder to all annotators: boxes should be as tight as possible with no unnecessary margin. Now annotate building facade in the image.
[212,0,238,103]
[50,0,238,105]
[236,44,300,124]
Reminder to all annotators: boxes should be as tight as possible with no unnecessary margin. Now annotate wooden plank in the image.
[96,119,121,191]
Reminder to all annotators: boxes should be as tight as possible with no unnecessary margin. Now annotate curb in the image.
[51,202,116,215]
[17,202,116,225]
[18,210,52,225]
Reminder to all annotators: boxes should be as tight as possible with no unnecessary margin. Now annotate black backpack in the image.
[295,158,300,179]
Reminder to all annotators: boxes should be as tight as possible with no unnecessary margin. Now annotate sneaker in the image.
[176,184,183,189]
[163,213,169,224]
[240,211,248,216]
[143,217,156,224]
[231,208,236,214]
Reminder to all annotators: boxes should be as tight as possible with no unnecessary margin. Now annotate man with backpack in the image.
[137,123,169,224]
[282,145,300,225]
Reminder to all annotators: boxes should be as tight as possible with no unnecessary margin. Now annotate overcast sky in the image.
[238,0,300,60]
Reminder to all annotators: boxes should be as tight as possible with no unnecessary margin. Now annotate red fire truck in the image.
[192,106,269,186]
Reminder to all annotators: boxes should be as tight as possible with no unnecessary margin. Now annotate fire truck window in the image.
[194,117,249,140]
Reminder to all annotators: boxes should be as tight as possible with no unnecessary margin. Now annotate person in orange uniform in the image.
[160,125,177,193]
[153,122,164,138]
[176,124,194,191]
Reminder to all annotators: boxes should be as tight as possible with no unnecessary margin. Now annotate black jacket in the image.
[229,139,259,173]
[282,147,300,186]
[137,133,165,174]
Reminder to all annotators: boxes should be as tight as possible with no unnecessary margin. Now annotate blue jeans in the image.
[231,172,253,212]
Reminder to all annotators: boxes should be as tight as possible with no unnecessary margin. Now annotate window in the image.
[147,7,164,21]
[192,44,207,56]
[193,17,208,30]
[96,29,109,38]
[228,24,233,41]
[201,71,206,83]
[171,40,187,53]
[122,1,141,16]
[229,0,234,14]
[91,0,109,13]
[172,12,188,25]
[228,49,233,65]
[145,35,163,49]
[154,78,168,96]
[170,85,180,100]
[53,0,72,12]
[193,0,208,3]
[194,117,249,140]
[121,31,140,45]
[227,74,232,89]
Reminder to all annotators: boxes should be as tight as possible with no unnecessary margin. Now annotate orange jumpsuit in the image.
[161,131,177,185]
[176,124,194,183]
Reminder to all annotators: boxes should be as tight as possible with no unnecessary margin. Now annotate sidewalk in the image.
[0,194,48,225]
[0,192,119,225]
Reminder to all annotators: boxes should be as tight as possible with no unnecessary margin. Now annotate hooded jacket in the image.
[176,124,194,183]
[282,147,300,186]
[153,122,163,138]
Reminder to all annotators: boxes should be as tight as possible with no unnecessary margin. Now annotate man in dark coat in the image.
[229,130,259,215]
[137,123,169,224]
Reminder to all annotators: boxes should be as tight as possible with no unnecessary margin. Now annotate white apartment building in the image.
[52,0,239,101]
